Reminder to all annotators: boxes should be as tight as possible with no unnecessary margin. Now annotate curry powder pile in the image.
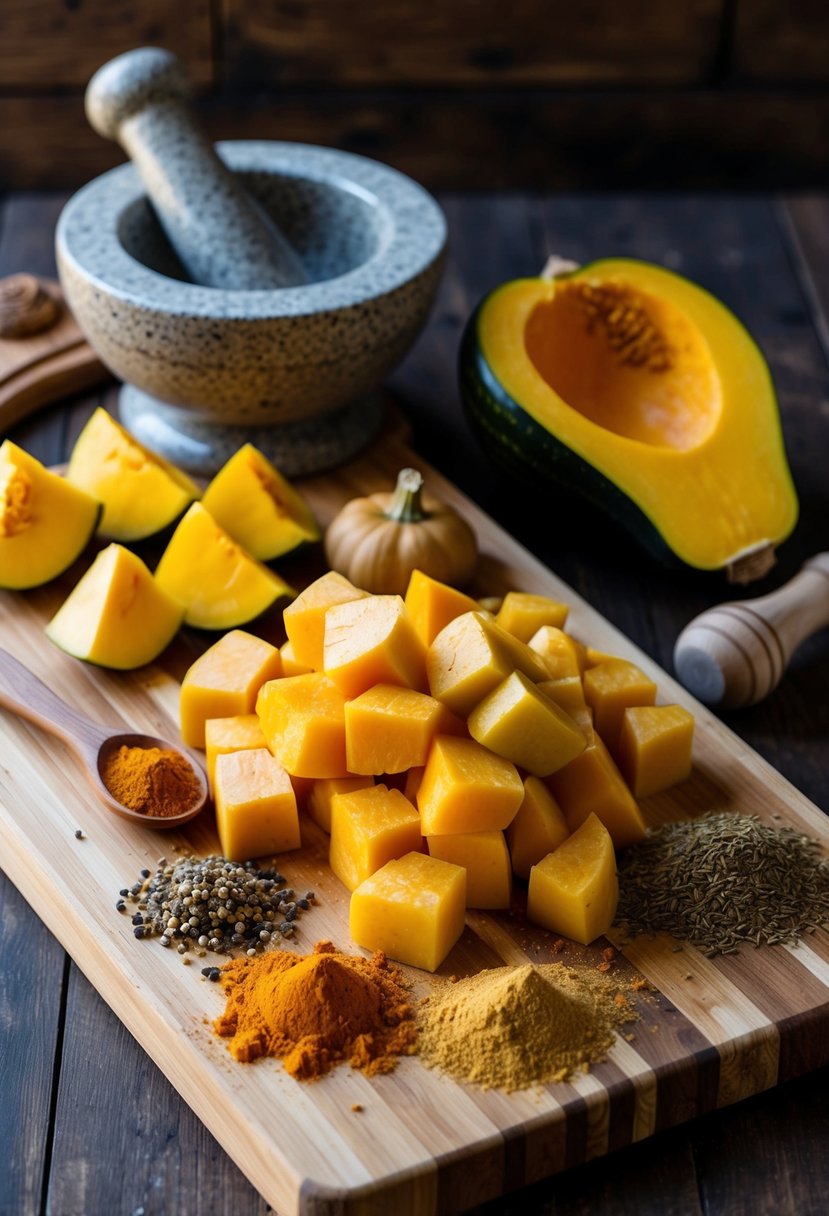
[417,963,635,1091]
[214,940,417,1080]
[101,744,202,817]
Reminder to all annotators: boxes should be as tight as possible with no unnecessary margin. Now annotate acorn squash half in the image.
[460,259,798,581]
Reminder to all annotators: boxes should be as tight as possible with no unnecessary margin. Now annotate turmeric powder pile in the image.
[102,743,202,817]
[417,963,636,1091]
[214,940,417,1081]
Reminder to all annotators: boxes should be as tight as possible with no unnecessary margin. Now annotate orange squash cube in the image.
[283,571,369,671]
[583,659,658,751]
[427,830,512,909]
[180,630,282,748]
[305,775,373,833]
[329,783,423,891]
[527,813,618,945]
[279,638,314,677]
[527,626,587,680]
[323,594,426,698]
[256,673,348,778]
[617,704,694,798]
[417,734,524,835]
[495,591,569,642]
[213,748,301,862]
[427,611,549,716]
[404,569,480,645]
[547,715,646,849]
[468,670,586,777]
[344,683,461,775]
[349,852,466,972]
[537,676,587,713]
[506,776,570,880]
[204,714,267,793]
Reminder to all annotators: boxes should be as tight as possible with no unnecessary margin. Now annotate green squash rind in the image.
[458,306,684,569]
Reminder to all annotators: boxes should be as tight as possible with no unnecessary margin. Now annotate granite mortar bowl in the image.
[56,141,446,473]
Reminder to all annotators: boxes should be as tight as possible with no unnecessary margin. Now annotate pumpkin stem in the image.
[386,468,428,523]
[540,255,580,281]
[726,541,777,585]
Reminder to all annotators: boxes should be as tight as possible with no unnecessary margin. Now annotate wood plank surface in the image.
[1,424,828,1214]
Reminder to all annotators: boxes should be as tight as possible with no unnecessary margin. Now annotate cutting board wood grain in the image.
[1,423,828,1216]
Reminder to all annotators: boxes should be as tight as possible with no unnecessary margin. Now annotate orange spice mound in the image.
[214,940,417,1081]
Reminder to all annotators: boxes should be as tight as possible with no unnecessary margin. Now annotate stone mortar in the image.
[56,140,446,474]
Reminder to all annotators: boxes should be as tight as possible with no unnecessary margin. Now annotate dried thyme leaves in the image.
[616,813,829,956]
[117,855,316,959]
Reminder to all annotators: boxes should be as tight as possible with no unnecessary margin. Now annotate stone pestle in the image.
[85,47,308,290]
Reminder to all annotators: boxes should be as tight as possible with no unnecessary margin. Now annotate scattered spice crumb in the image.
[551,939,565,954]
[685,973,694,980]
[630,977,650,992]
[624,1033,636,1042]
[602,947,616,962]
[74,829,84,840]
[596,962,611,973]
[351,1103,364,1113]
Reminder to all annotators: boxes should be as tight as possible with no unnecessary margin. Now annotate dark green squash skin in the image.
[459,302,691,571]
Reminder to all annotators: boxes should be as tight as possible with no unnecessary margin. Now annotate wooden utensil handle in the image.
[0,649,107,756]
[673,553,829,707]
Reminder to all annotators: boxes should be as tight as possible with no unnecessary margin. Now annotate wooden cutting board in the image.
[1,424,828,1216]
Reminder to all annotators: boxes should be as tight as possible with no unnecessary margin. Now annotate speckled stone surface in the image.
[56,140,446,472]
[85,48,307,290]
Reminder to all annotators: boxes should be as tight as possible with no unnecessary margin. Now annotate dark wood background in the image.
[2,0,829,189]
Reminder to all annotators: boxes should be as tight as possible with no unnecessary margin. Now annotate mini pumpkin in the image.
[324,468,478,596]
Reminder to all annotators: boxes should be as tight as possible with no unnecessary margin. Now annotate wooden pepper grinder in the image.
[673,553,829,707]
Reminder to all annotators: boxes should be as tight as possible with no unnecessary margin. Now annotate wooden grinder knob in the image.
[673,553,829,707]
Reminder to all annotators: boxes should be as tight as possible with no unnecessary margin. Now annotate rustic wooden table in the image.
[2,191,828,1216]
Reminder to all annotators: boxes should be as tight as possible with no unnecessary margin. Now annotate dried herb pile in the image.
[616,812,829,956]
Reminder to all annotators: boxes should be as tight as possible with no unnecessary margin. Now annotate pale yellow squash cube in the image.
[283,571,369,671]
[537,676,587,713]
[583,659,657,752]
[204,714,267,793]
[427,830,511,909]
[506,776,570,880]
[279,639,314,677]
[527,813,618,945]
[329,783,423,891]
[495,591,569,642]
[427,611,549,716]
[468,670,586,777]
[344,683,461,775]
[306,775,373,833]
[349,852,466,972]
[256,672,348,778]
[617,704,694,798]
[417,734,524,835]
[547,715,646,849]
[214,748,301,862]
[180,630,282,748]
[323,595,426,699]
[404,569,480,645]
[528,626,587,680]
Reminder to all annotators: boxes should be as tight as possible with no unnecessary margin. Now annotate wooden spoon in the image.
[0,649,208,827]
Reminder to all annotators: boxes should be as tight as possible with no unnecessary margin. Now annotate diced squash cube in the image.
[283,571,369,671]
[468,670,586,777]
[506,776,570,880]
[427,611,549,716]
[402,765,425,804]
[417,734,523,835]
[344,684,460,775]
[537,676,587,713]
[323,595,426,698]
[617,704,694,798]
[527,813,618,945]
[495,591,569,642]
[180,630,282,748]
[204,714,267,792]
[306,775,373,833]
[256,673,348,778]
[214,748,301,862]
[350,852,466,972]
[329,784,422,892]
[427,830,511,909]
[404,569,480,645]
[547,717,646,849]
[528,626,587,680]
[279,639,313,677]
[583,659,657,751]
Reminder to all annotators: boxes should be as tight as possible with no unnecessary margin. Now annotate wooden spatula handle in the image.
[0,649,108,756]
[673,553,829,707]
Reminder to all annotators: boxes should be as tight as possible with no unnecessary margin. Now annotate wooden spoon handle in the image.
[673,553,829,707]
[0,649,108,757]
